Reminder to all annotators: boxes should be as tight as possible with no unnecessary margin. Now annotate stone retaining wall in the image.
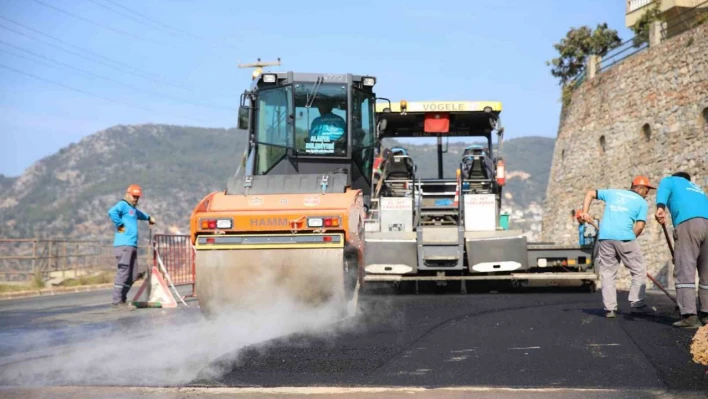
[542,26,708,290]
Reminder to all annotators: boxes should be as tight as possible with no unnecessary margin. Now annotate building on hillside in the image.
[626,0,708,39]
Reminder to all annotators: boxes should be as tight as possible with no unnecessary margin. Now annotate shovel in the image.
[659,222,681,312]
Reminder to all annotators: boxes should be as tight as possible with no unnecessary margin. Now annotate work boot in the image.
[700,312,708,325]
[630,304,655,315]
[672,314,701,329]
[605,310,617,318]
[112,302,136,311]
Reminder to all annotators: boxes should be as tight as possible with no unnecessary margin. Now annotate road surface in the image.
[0,284,706,399]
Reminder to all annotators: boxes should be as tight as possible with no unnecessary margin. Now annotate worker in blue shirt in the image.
[107,184,156,310]
[579,176,655,318]
[655,172,708,328]
[309,102,346,154]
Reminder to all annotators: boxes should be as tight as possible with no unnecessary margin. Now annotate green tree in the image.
[546,23,623,86]
[630,0,663,48]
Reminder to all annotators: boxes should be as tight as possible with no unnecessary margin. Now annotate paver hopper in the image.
[189,70,381,317]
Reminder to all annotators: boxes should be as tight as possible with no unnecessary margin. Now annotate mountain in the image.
[0,175,17,193]
[495,136,554,238]
[0,124,554,242]
[0,124,247,240]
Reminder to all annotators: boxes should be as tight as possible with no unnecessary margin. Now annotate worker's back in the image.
[657,176,708,227]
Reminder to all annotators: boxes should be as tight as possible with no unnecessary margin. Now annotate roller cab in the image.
[189,71,379,316]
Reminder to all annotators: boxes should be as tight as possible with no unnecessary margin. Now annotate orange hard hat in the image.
[632,176,655,189]
[126,184,142,196]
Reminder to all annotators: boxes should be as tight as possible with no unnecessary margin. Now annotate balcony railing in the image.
[627,0,654,13]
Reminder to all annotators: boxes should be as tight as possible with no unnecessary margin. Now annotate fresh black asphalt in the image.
[0,283,706,398]
[194,284,708,394]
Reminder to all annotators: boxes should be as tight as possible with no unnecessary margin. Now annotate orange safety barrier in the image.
[152,234,196,298]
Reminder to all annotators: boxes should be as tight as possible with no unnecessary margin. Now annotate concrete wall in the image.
[542,26,708,289]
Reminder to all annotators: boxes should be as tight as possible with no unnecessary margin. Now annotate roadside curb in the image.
[0,280,145,301]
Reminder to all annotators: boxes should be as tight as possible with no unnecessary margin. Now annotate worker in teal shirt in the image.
[579,176,655,318]
[595,187,650,241]
[107,184,156,309]
[108,190,153,248]
[309,102,346,154]
[655,172,708,328]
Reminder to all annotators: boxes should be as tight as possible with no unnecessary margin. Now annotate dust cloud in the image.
[0,274,377,387]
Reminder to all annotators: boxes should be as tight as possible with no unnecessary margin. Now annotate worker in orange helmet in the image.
[107,184,156,310]
[655,171,708,328]
[578,176,655,318]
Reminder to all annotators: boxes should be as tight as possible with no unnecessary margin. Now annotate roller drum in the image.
[195,248,347,317]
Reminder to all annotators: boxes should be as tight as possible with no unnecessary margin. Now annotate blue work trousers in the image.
[112,246,138,304]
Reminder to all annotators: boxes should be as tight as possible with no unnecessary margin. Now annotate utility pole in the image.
[237,57,282,79]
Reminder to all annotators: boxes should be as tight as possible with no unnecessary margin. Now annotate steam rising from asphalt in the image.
[0,283,361,387]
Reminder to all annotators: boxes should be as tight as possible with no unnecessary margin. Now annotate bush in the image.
[546,23,623,86]
[630,0,663,47]
[31,271,45,289]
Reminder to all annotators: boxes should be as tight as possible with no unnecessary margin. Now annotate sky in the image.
[0,0,636,177]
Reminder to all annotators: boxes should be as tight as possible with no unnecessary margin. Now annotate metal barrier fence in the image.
[596,37,648,72]
[153,234,196,297]
[572,70,587,89]
[0,238,145,283]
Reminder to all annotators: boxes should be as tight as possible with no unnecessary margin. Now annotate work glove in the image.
[149,216,156,225]
[117,224,125,233]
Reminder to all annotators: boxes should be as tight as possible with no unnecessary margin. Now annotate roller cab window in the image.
[294,83,348,156]
[351,87,375,182]
[255,86,292,174]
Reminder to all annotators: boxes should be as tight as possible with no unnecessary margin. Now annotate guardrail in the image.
[572,70,587,89]
[596,37,649,73]
[0,238,149,283]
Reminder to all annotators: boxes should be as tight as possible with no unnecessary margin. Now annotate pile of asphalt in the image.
[691,324,708,366]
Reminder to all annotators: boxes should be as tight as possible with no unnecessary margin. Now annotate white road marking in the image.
[111,386,633,395]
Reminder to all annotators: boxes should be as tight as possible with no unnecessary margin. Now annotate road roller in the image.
[189,70,381,317]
